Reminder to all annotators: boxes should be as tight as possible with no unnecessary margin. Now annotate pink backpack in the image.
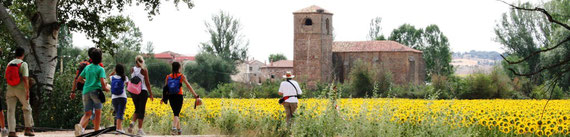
[127,76,142,95]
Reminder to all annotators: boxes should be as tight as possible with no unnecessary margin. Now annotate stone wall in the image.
[293,13,333,87]
[332,51,425,85]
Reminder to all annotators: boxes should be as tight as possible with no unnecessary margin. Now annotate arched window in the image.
[325,18,330,35]
[304,18,313,26]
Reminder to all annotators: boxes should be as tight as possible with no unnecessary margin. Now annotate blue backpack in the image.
[167,74,182,94]
[111,77,125,95]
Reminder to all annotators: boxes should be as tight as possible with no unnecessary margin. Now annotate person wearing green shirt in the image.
[72,48,110,136]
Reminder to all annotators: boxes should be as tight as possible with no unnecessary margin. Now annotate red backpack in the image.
[5,63,23,86]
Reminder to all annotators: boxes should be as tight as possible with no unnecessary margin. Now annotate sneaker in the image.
[170,128,177,135]
[127,122,134,134]
[7,132,15,137]
[116,129,125,134]
[74,124,83,136]
[177,129,182,135]
[1,128,8,137]
[136,129,145,136]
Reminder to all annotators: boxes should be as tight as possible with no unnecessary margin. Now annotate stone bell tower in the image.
[293,5,333,87]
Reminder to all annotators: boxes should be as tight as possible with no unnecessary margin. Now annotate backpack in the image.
[111,76,125,95]
[5,63,23,86]
[75,61,90,90]
[127,75,142,95]
[167,74,182,94]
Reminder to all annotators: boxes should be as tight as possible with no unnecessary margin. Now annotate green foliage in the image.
[388,24,453,80]
[146,58,172,88]
[348,60,375,97]
[200,11,249,62]
[530,82,568,99]
[185,53,236,91]
[459,67,516,99]
[268,53,287,62]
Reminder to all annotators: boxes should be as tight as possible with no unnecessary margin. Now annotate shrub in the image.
[146,58,172,88]
[185,53,236,91]
[459,67,516,99]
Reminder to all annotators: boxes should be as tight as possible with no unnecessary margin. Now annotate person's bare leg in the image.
[116,119,123,130]
[93,109,101,131]
[0,111,5,128]
[174,116,180,129]
[137,119,143,129]
[80,111,93,128]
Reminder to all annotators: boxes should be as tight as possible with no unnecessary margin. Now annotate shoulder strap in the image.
[286,80,299,96]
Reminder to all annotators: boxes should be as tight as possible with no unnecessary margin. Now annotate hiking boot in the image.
[74,124,83,136]
[177,129,182,135]
[1,128,8,137]
[7,132,16,137]
[127,123,134,134]
[24,127,34,136]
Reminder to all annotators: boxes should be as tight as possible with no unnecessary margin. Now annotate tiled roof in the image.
[264,60,293,68]
[332,40,422,53]
[154,53,174,59]
[174,56,195,62]
[293,5,332,14]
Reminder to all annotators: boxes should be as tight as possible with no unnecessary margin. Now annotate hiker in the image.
[127,55,154,135]
[71,47,104,120]
[4,47,35,137]
[278,71,302,126]
[110,64,128,133]
[73,48,110,136]
[162,62,200,135]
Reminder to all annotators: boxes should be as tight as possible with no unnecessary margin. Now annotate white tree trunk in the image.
[29,0,59,92]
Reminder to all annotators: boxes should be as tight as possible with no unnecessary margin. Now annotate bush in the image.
[146,58,172,88]
[346,60,393,98]
[459,67,516,99]
[530,82,567,99]
[185,53,236,91]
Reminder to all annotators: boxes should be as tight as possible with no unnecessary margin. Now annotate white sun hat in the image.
[282,71,295,79]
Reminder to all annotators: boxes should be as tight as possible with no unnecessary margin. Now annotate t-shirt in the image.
[166,73,185,95]
[110,75,128,99]
[278,80,302,103]
[80,64,106,94]
[6,59,28,91]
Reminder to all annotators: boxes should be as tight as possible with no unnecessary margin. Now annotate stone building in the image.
[260,60,294,82]
[293,5,425,86]
[231,60,265,84]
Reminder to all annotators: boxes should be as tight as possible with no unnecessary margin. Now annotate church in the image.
[292,5,426,87]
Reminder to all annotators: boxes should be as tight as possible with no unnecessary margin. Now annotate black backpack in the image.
[74,61,90,91]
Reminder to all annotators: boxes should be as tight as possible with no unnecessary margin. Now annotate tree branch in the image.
[501,36,570,64]
[0,3,31,48]
[499,0,570,31]
[508,56,570,76]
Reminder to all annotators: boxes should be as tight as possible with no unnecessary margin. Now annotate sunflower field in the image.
[100,98,570,136]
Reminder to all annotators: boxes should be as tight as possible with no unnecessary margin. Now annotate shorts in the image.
[83,90,103,112]
[169,94,183,116]
[112,98,127,120]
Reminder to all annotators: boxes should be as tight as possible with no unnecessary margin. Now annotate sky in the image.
[72,0,534,63]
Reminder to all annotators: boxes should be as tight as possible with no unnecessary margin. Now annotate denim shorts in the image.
[83,90,103,112]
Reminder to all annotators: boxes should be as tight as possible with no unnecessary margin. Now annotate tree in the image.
[388,24,424,50]
[388,24,453,80]
[423,25,454,77]
[268,53,287,62]
[498,0,570,94]
[368,17,385,40]
[185,53,236,91]
[200,11,249,63]
[0,0,193,119]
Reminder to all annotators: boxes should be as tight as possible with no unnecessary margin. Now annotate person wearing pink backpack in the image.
[126,55,154,135]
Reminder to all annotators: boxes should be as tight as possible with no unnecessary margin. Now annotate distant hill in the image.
[451,50,503,76]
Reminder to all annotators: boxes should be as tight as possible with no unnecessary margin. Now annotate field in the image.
[100,98,570,136]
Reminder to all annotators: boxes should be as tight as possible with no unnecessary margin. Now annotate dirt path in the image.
[13,130,219,137]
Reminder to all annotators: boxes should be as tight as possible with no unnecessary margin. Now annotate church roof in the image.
[293,5,333,14]
[333,41,422,53]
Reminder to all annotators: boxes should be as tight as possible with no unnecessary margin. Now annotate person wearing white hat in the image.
[278,71,302,126]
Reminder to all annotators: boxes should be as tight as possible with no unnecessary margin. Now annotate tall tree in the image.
[185,53,236,91]
[268,53,287,62]
[495,2,551,85]
[423,25,454,77]
[388,24,424,50]
[200,11,249,63]
[388,24,453,80]
[0,0,193,115]
[368,17,385,40]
